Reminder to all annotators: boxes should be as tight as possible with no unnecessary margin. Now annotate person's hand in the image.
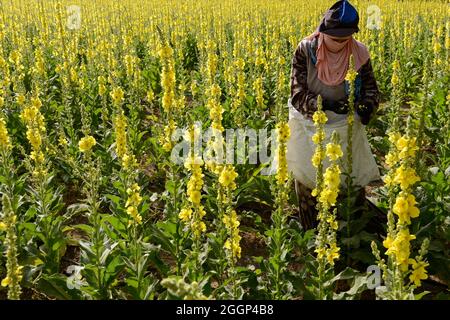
[322,97,349,114]
[356,102,374,125]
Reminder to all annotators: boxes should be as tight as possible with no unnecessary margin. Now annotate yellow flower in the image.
[179,207,193,222]
[158,44,174,60]
[98,76,107,96]
[345,68,357,83]
[0,221,6,231]
[218,165,238,190]
[114,112,128,159]
[396,136,418,159]
[31,96,42,109]
[383,174,394,187]
[312,131,324,144]
[409,259,429,287]
[223,210,240,229]
[393,195,410,224]
[0,117,11,150]
[394,165,420,190]
[326,243,340,265]
[1,276,11,287]
[319,189,338,207]
[126,206,142,224]
[311,149,324,168]
[388,132,401,145]
[383,236,394,250]
[110,87,125,105]
[58,136,68,146]
[188,190,201,205]
[385,151,399,168]
[78,136,96,153]
[326,143,343,161]
[276,122,290,142]
[314,247,326,259]
[312,110,327,125]
[16,94,26,106]
[385,229,416,270]
[324,166,341,189]
[26,128,42,151]
[30,151,45,164]
[192,220,206,237]
[406,194,420,219]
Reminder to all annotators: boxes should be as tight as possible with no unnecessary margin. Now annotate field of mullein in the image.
[0,0,449,300]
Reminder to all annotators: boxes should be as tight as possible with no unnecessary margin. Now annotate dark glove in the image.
[323,97,349,114]
[356,101,374,125]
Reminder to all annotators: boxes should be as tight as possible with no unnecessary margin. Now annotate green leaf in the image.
[37,274,83,300]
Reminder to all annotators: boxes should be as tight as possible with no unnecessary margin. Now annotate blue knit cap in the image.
[318,0,360,37]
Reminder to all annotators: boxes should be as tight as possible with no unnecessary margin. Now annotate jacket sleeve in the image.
[356,58,380,125]
[290,41,318,119]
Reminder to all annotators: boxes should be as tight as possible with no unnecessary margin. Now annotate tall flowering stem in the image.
[389,58,402,132]
[373,119,429,299]
[218,164,240,298]
[345,56,357,185]
[157,34,185,276]
[311,100,343,299]
[179,123,207,278]
[21,96,65,274]
[0,116,22,300]
[158,42,177,153]
[266,120,291,299]
[76,133,116,299]
[343,56,358,259]
[112,94,152,296]
[111,86,143,225]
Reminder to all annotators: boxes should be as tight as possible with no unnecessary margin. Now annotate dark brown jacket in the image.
[290,35,380,124]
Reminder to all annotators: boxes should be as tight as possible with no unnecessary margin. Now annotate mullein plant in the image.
[203,39,242,297]
[0,116,23,299]
[55,1,76,143]
[340,56,363,262]
[372,117,429,300]
[265,120,292,299]
[158,40,178,153]
[20,96,65,275]
[204,39,225,175]
[217,164,241,298]
[178,123,207,279]
[157,35,186,278]
[76,132,117,299]
[72,95,120,298]
[204,39,242,298]
[310,97,343,299]
[264,69,293,299]
[231,58,246,126]
[112,95,157,299]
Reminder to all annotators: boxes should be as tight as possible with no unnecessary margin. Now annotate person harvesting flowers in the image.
[287,0,381,230]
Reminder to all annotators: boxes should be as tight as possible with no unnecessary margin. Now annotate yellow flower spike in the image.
[0,117,11,150]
